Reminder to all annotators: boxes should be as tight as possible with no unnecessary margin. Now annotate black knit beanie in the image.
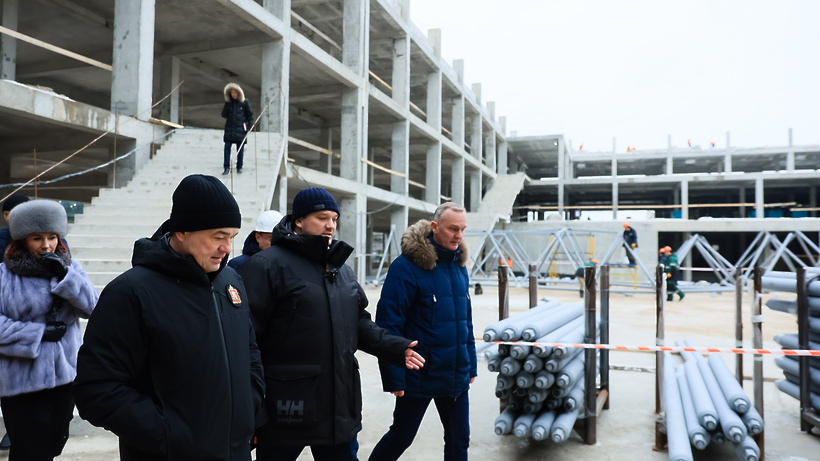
[2,194,29,213]
[291,187,340,221]
[169,175,241,232]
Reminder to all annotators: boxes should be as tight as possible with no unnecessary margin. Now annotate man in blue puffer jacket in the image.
[370,202,477,461]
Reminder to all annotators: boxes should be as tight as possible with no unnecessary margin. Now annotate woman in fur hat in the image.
[221,82,254,175]
[0,199,98,460]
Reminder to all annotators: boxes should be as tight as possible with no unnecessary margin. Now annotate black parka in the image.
[240,217,411,447]
[73,226,265,461]
[222,83,253,144]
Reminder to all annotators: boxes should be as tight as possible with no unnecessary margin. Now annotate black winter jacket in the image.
[240,217,411,447]
[222,83,253,144]
[73,226,265,461]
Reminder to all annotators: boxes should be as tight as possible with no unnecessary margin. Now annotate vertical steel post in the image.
[796,266,811,432]
[583,264,597,444]
[654,264,667,452]
[735,270,744,385]
[498,264,509,322]
[752,267,765,459]
[600,264,610,410]
[528,263,538,308]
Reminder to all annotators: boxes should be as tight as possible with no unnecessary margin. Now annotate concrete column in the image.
[450,92,466,204]
[724,152,732,173]
[469,170,481,211]
[108,140,137,188]
[0,0,19,80]
[484,131,496,173]
[755,178,764,219]
[260,11,290,135]
[810,185,817,218]
[472,83,481,105]
[451,157,465,206]
[497,117,508,175]
[111,0,155,120]
[739,186,746,218]
[391,122,409,195]
[390,208,408,259]
[681,180,689,220]
[339,194,367,280]
[157,56,180,123]
[340,0,368,183]
[611,140,618,219]
[786,151,795,172]
[427,70,441,133]
[425,143,442,204]
[557,138,566,180]
[393,36,410,106]
[470,115,482,162]
[319,126,332,173]
[726,131,731,147]
[683,232,693,282]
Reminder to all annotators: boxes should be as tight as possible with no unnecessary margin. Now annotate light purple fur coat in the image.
[0,260,98,397]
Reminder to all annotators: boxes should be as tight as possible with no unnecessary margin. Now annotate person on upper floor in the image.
[221,82,254,175]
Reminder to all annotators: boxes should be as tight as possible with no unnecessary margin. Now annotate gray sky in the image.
[409,0,820,152]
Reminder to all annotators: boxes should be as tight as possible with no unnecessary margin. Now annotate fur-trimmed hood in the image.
[400,220,468,270]
[223,82,245,102]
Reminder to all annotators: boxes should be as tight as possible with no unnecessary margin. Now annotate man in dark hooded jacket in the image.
[240,187,424,461]
[74,174,265,461]
[369,202,476,461]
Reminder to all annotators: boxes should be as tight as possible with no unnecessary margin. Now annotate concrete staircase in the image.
[464,172,528,268]
[68,128,284,289]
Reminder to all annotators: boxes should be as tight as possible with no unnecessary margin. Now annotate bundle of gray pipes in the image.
[762,270,820,417]
[483,300,596,442]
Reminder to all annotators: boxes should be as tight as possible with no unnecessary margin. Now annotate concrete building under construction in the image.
[1,0,819,286]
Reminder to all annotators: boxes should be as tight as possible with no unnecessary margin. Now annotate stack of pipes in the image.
[663,341,763,461]
[761,271,820,409]
[485,300,597,442]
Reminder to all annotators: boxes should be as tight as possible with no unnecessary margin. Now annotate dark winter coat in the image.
[375,220,477,399]
[0,228,9,263]
[73,226,265,461]
[623,227,638,247]
[0,249,97,397]
[240,217,411,447]
[222,83,254,144]
[227,232,262,271]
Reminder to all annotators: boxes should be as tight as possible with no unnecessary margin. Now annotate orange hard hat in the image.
[663,246,672,253]
[659,248,666,254]
[591,259,598,264]
[623,223,630,228]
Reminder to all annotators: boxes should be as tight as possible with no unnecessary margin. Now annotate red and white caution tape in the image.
[483,340,820,357]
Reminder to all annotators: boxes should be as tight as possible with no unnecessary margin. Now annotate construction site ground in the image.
[17,283,818,460]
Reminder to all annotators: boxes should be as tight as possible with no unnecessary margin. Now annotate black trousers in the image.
[0,384,74,461]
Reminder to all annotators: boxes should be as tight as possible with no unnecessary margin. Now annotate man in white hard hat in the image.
[228,210,283,270]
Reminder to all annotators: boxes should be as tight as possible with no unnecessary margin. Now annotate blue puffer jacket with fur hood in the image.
[375,220,477,399]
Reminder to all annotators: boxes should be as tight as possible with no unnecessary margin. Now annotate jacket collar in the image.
[400,220,469,271]
[132,222,227,286]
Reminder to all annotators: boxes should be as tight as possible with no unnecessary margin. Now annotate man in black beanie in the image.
[1,194,30,263]
[74,174,265,461]
[241,187,424,461]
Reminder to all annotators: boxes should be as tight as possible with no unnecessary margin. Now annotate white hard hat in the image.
[254,210,283,232]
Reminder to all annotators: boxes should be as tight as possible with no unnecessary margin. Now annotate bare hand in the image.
[391,390,405,397]
[404,340,425,370]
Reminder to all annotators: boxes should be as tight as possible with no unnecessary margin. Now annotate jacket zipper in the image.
[211,286,233,448]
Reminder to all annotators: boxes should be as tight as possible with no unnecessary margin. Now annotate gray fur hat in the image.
[8,199,68,241]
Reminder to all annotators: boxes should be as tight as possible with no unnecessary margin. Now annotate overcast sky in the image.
[408,0,820,152]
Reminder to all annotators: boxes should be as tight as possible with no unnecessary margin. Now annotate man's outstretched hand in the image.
[404,340,425,370]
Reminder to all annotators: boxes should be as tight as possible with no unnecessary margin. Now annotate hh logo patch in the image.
[227,285,242,306]
[276,400,305,424]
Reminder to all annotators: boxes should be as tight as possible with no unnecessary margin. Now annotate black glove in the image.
[39,252,68,281]
[42,321,67,342]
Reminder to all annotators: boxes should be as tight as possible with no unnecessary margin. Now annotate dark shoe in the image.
[0,433,10,450]
[579,291,584,298]
[222,168,230,175]
[667,295,674,302]
[678,291,685,300]
[237,168,243,174]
